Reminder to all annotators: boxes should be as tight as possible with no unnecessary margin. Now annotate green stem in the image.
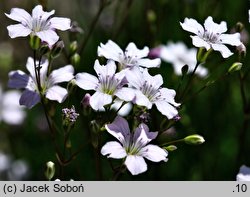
[160,138,184,147]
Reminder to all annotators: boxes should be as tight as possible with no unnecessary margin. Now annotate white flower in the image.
[157,41,208,77]
[180,16,242,58]
[101,116,168,175]
[126,67,180,119]
[75,60,135,111]
[0,85,26,125]
[98,40,161,69]
[237,165,250,181]
[5,5,71,47]
[8,57,74,108]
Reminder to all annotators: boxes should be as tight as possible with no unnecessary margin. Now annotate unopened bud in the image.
[181,65,189,76]
[228,62,242,73]
[50,41,64,59]
[70,53,81,67]
[29,35,41,50]
[90,120,100,148]
[237,43,246,58]
[147,10,157,23]
[45,161,55,181]
[69,41,78,55]
[164,145,177,151]
[39,44,50,56]
[184,134,205,145]
[236,22,244,33]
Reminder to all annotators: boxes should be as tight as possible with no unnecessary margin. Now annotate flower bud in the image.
[147,10,157,23]
[50,41,64,59]
[164,145,177,151]
[70,53,81,67]
[228,62,242,73]
[90,120,100,148]
[184,134,205,145]
[29,35,41,50]
[81,93,91,115]
[181,65,189,76]
[45,161,55,181]
[39,44,50,56]
[69,41,78,55]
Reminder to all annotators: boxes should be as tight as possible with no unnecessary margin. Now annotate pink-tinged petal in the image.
[98,40,124,62]
[140,144,168,162]
[204,16,227,34]
[48,65,74,86]
[5,8,31,23]
[134,90,152,109]
[136,58,161,68]
[101,141,127,159]
[6,24,31,38]
[142,69,163,89]
[219,33,242,46]
[180,18,204,35]
[133,123,158,146]
[8,70,30,89]
[89,92,112,111]
[46,86,67,103]
[115,87,135,102]
[155,100,179,119]
[49,17,71,31]
[159,88,180,107]
[19,89,40,109]
[105,116,131,144]
[236,165,250,181]
[94,60,116,77]
[211,43,233,58]
[75,72,98,90]
[125,43,149,59]
[125,155,147,175]
[2,90,26,125]
[32,5,55,20]
[191,35,211,50]
[126,67,144,89]
[36,30,59,46]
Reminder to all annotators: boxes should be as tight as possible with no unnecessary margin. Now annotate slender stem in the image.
[78,1,107,55]
[160,138,184,147]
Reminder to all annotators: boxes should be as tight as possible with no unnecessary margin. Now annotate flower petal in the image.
[125,43,149,59]
[237,165,250,181]
[94,60,116,77]
[211,43,233,58]
[105,116,131,144]
[136,58,161,68]
[115,87,135,102]
[204,16,227,34]
[8,70,30,89]
[89,92,112,111]
[36,30,59,46]
[219,33,242,46]
[142,68,163,89]
[111,99,133,116]
[125,155,147,175]
[98,40,124,62]
[46,86,67,103]
[5,8,31,23]
[191,35,211,50]
[133,123,158,146]
[155,100,179,119]
[180,18,204,35]
[6,24,31,38]
[134,90,152,109]
[48,65,74,86]
[19,89,40,109]
[32,5,55,20]
[75,72,98,90]
[159,88,180,107]
[49,17,71,31]
[101,141,127,159]
[126,67,144,90]
[140,144,168,162]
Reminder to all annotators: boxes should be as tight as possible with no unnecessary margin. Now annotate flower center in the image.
[140,81,161,101]
[31,16,51,32]
[203,29,220,44]
[98,74,120,95]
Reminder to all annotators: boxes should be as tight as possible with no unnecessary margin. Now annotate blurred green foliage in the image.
[0,0,250,180]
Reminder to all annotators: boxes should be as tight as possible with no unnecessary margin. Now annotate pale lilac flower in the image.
[75,60,135,111]
[126,67,180,119]
[153,42,208,77]
[97,40,161,69]
[180,16,242,58]
[5,5,71,47]
[237,165,250,181]
[8,57,74,108]
[110,99,133,117]
[0,85,26,125]
[101,116,168,175]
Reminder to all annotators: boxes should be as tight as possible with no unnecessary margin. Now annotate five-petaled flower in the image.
[126,67,180,119]
[180,16,242,58]
[75,60,135,111]
[8,57,74,108]
[5,5,71,47]
[101,116,168,175]
[151,41,208,77]
[98,40,161,70]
